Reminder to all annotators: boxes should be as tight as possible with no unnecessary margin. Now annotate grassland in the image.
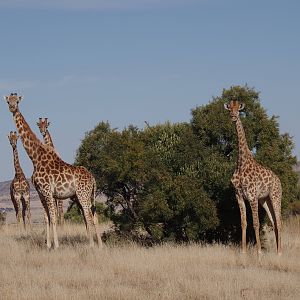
[0,218,299,300]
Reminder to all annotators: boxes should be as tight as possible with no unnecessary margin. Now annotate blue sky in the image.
[0,0,299,181]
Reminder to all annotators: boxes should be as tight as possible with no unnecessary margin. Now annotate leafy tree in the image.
[191,85,298,241]
[75,85,298,244]
[75,122,218,243]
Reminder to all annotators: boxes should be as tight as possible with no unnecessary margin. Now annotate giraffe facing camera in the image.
[5,93,102,249]
[225,100,282,255]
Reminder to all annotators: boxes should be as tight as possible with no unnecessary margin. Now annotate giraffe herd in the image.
[3,93,282,255]
[5,93,101,249]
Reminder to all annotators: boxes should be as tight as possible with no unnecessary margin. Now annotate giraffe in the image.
[37,117,64,225]
[4,93,102,249]
[8,131,31,229]
[224,100,282,255]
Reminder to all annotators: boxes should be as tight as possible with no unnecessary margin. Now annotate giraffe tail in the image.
[92,177,99,226]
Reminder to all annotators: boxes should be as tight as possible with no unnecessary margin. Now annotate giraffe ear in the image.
[238,103,245,111]
[18,96,23,102]
[4,96,9,102]
[224,103,230,110]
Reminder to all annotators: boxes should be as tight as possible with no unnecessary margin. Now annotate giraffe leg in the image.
[37,191,52,249]
[92,209,103,249]
[261,199,275,228]
[236,190,247,253]
[75,183,102,248]
[14,194,23,229]
[23,192,32,230]
[77,197,102,248]
[274,209,282,255]
[81,202,95,247]
[58,200,64,226]
[269,192,282,255]
[46,197,59,249]
[249,198,261,255]
[11,193,20,227]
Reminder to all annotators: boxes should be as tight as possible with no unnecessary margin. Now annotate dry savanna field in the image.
[0,218,299,300]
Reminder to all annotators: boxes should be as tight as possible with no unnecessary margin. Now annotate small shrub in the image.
[0,210,6,226]
[64,201,109,224]
[289,200,300,216]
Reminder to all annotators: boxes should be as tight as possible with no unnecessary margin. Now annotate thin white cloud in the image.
[0,80,36,90]
[0,0,195,11]
[0,75,99,92]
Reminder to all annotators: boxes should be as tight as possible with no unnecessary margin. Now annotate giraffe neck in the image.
[235,117,253,168]
[12,147,25,178]
[13,110,45,166]
[43,130,55,148]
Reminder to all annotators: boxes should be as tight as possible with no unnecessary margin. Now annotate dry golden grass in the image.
[0,218,299,300]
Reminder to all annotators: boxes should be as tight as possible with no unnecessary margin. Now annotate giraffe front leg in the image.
[23,192,32,230]
[38,192,52,249]
[236,190,247,254]
[269,191,282,255]
[249,198,262,255]
[47,197,59,249]
[58,200,64,226]
[14,194,23,230]
[44,210,51,249]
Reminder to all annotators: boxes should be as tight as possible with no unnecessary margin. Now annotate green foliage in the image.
[191,85,298,241]
[75,121,218,243]
[75,85,298,244]
[64,201,108,224]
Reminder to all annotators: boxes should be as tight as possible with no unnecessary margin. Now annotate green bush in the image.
[75,86,298,244]
[64,201,109,224]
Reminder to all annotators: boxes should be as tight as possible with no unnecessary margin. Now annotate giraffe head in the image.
[8,131,19,149]
[37,118,51,137]
[224,100,245,122]
[4,93,23,113]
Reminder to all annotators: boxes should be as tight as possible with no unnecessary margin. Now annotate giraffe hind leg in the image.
[261,197,275,228]
[269,192,282,255]
[77,196,102,248]
[47,196,59,249]
[22,193,31,230]
[249,197,262,255]
[58,200,64,226]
